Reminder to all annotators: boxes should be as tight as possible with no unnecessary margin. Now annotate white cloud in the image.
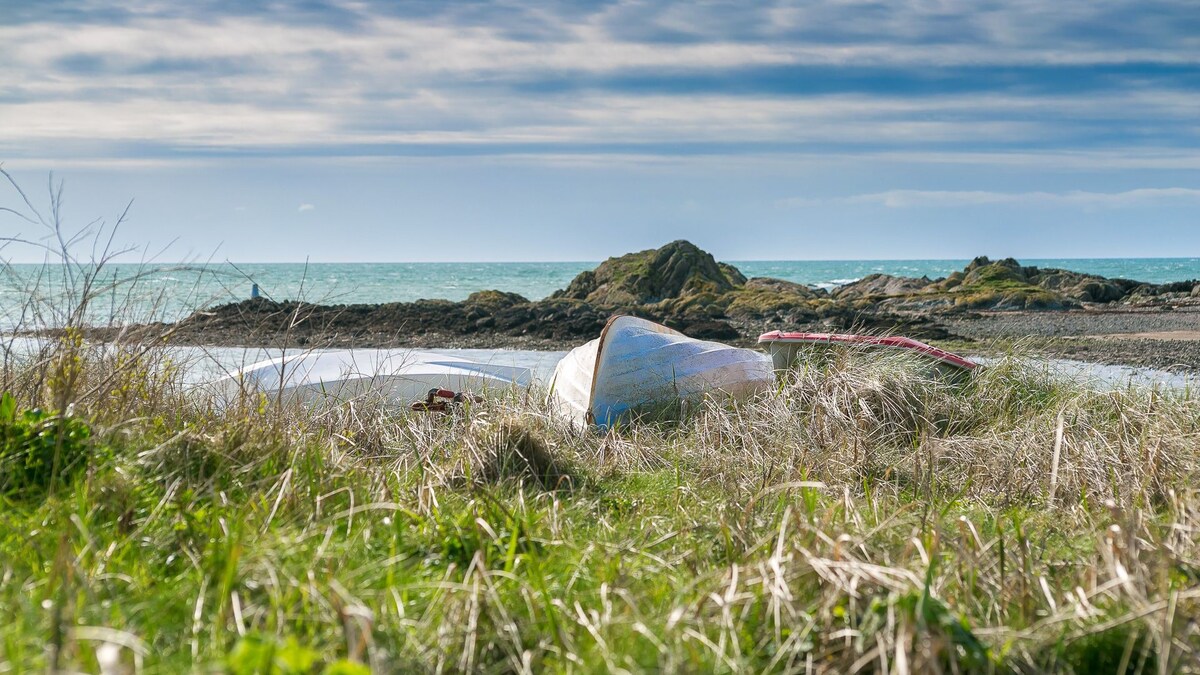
[297,203,315,212]
[0,100,332,144]
[1,1,1198,167]
[780,187,1200,209]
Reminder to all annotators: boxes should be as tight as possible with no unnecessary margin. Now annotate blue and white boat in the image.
[215,348,533,406]
[549,315,775,428]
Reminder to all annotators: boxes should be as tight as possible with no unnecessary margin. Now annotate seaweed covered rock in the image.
[723,277,823,321]
[555,240,746,306]
[157,245,1200,351]
[522,299,609,340]
[464,291,531,328]
[1121,280,1200,305]
[937,256,1028,289]
[742,277,823,299]
[1034,271,1138,303]
[818,258,1071,312]
[465,290,528,308]
[832,274,932,300]
[936,257,1189,306]
[925,257,1078,310]
[663,318,742,340]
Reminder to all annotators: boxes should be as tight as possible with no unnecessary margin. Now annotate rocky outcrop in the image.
[918,258,1075,310]
[1028,270,1136,303]
[742,277,824,298]
[169,293,613,347]
[553,240,832,335]
[935,256,1197,307]
[555,240,745,306]
[942,257,1121,305]
[822,256,1197,312]
[723,278,821,323]
[823,259,1074,312]
[833,274,932,300]
[157,243,1198,350]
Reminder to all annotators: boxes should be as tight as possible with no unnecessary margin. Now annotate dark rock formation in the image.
[833,274,932,300]
[723,278,821,323]
[1034,272,1135,303]
[152,242,1197,350]
[555,240,745,305]
[821,256,1200,312]
[155,240,881,347]
[551,240,821,337]
[932,256,1200,307]
[167,293,612,347]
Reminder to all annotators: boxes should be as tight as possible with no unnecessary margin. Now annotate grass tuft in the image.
[2,336,1199,672]
[464,416,577,491]
[2,176,1199,670]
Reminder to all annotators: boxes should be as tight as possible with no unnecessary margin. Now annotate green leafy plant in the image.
[1054,623,1157,674]
[227,634,369,675]
[0,392,96,496]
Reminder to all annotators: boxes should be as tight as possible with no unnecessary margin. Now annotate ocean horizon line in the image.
[6,255,1200,266]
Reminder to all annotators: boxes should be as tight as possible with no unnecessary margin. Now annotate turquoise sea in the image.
[2,258,1199,329]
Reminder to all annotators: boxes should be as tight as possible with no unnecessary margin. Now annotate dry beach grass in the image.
[2,328,1200,672]
[2,174,1200,672]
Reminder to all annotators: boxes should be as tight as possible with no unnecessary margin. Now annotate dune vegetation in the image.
[2,322,1199,673]
[2,179,1198,673]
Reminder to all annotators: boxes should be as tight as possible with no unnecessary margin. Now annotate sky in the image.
[1,0,1198,263]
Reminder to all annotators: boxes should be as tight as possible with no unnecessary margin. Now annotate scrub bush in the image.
[0,392,96,496]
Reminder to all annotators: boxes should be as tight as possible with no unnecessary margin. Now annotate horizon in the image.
[6,254,1200,266]
[3,1,1199,263]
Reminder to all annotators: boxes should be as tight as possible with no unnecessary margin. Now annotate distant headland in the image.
[104,240,1200,372]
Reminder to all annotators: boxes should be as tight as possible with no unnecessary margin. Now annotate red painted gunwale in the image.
[757,331,977,370]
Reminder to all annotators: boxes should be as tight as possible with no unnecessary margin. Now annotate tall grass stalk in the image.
[2,331,1198,672]
[2,175,1198,672]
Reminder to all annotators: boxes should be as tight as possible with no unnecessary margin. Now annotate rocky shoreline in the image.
[940,308,1200,372]
[100,240,1200,373]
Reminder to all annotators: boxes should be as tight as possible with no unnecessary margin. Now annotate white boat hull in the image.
[215,349,533,406]
[550,316,775,428]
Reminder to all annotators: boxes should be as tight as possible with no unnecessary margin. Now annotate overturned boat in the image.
[758,331,977,375]
[549,315,775,428]
[215,349,533,406]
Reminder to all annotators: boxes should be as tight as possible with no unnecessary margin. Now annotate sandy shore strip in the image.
[942,307,1200,339]
[1090,330,1200,340]
[936,308,1200,373]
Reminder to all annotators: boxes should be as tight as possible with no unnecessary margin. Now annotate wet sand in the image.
[76,305,1200,374]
